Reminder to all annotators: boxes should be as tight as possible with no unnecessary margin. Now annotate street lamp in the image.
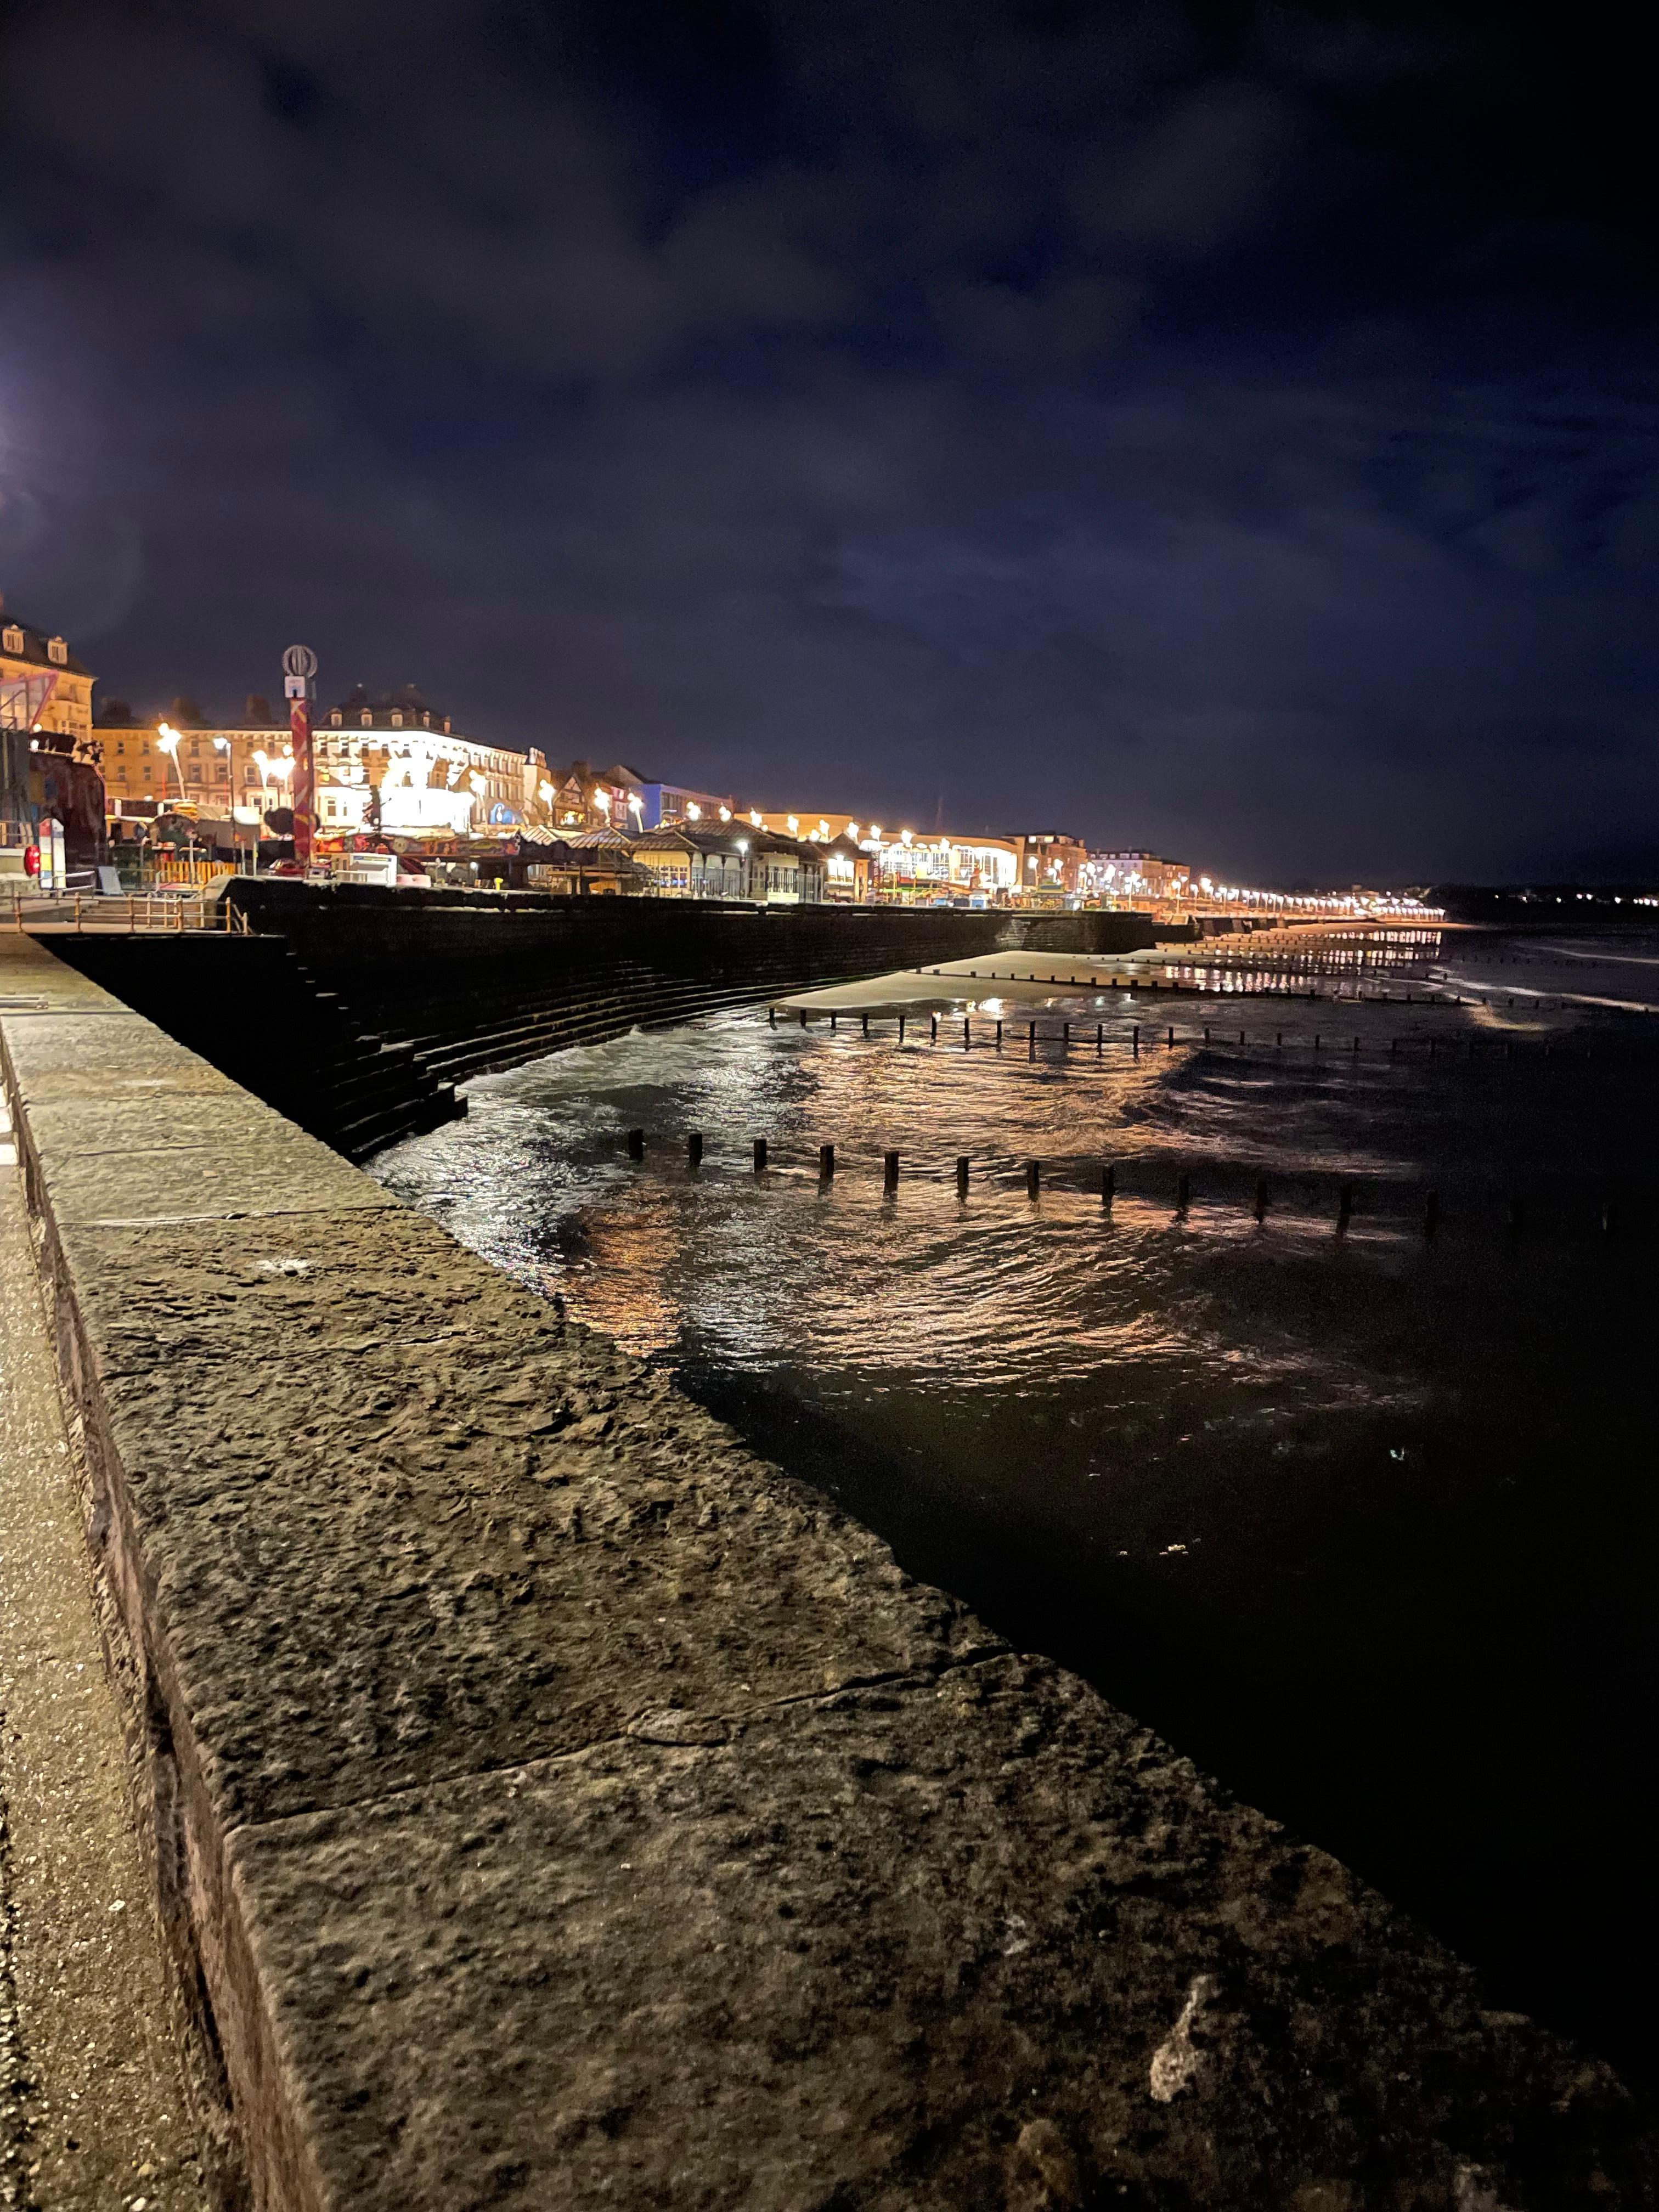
[156,723,188,806]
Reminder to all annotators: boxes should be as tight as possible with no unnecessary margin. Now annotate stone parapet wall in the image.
[2,928,1652,2209]
[220,877,1175,958]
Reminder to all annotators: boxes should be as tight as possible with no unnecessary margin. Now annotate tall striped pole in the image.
[284,644,317,868]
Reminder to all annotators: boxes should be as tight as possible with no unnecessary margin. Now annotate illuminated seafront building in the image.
[91,673,757,872]
[539,764,738,837]
[636,778,737,830]
[1009,832,1088,898]
[544,763,640,836]
[1,610,94,750]
[630,824,826,903]
[97,685,553,848]
[747,810,1022,901]
[2,608,96,838]
[1084,850,1193,904]
[316,685,546,839]
[98,695,276,816]
[2,608,105,869]
[746,811,1107,904]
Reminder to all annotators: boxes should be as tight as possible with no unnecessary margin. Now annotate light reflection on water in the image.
[374,928,1659,2089]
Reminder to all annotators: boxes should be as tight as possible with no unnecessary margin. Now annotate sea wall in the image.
[47,888,1179,1154]
[36,930,464,1160]
[217,877,1174,962]
[2,926,1651,2210]
[206,882,1177,1089]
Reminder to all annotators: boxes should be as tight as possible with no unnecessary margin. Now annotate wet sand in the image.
[774,923,1439,1013]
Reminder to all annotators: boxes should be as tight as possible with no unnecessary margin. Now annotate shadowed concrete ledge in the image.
[1,927,1654,2210]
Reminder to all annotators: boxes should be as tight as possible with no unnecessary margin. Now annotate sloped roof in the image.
[630,827,731,855]
[633,826,825,861]
[0,612,93,678]
[324,682,535,761]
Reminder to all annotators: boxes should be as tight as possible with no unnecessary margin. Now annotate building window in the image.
[361,710,373,727]
[2,625,23,656]
[115,740,125,754]
[391,712,403,728]
[47,636,68,665]
[330,711,342,726]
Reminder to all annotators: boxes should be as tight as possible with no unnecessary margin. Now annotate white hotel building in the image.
[313,685,546,838]
[101,684,549,842]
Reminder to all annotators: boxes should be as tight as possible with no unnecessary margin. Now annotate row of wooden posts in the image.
[903,970,1486,1005]
[765,1008,1602,1059]
[623,1131,1622,1235]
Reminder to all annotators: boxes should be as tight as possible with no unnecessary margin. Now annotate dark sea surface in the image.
[373,926,1659,2090]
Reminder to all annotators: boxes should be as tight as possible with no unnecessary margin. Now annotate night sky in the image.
[5,1,1656,882]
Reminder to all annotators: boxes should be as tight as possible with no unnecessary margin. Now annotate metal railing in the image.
[151,857,232,888]
[1,890,252,934]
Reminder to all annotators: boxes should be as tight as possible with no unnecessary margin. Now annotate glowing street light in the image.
[155,722,189,806]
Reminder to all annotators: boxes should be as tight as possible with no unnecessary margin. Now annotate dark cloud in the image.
[2,0,1656,879]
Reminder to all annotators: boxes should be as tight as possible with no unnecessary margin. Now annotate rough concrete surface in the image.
[2,928,1656,2210]
[1,1086,208,2210]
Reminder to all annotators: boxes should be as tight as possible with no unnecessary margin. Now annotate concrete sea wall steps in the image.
[2,926,1655,2208]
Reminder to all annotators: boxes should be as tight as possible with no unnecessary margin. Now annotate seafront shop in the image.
[749,811,1024,902]
[629,824,828,902]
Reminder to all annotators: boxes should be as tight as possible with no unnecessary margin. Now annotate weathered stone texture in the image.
[234,1659,1654,2210]
[2,929,1654,2210]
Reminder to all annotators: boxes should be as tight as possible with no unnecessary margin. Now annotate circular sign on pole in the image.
[285,646,318,866]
